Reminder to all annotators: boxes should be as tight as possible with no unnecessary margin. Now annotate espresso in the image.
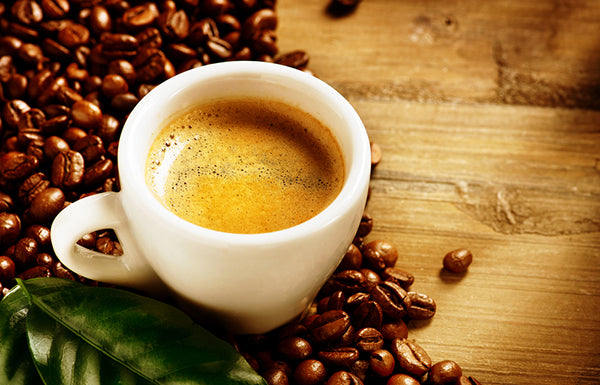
[145,97,345,234]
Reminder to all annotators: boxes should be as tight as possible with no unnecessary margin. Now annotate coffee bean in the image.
[390,338,432,376]
[5,73,28,99]
[429,360,463,385]
[360,268,381,290]
[71,100,102,129]
[53,261,76,281]
[0,256,16,282]
[23,224,50,248]
[51,150,84,189]
[325,371,363,385]
[294,359,327,385]
[13,237,39,269]
[17,265,52,280]
[89,5,112,36]
[276,50,309,69]
[354,327,383,354]
[2,99,30,129]
[62,127,87,147]
[380,320,409,341]
[36,252,55,268]
[443,248,473,273]
[12,0,44,25]
[363,240,398,271]
[386,374,421,385]
[44,135,70,160]
[243,8,277,40]
[110,92,139,113]
[356,213,373,238]
[73,134,105,164]
[41,0,70,19]
[95,236,123,256]
[83,158,113,187]
[317,347,359,368]
[263,367,290,385]
[57,23,90,49]
[27,187,66,223]
[77,232,97,249]
[338,243,362,271]
[158,9,190,41]
[402,291,436,320]
[132,48,167,82]
[122,3,159,30]
[0,213,21,249]
[0,151,39,181]
[381,267,414,290]
[370,281,407,320]
[458,376,483,385]
[352,301,383,329]
[310,310,351,345]
[277,336,312,361]
[0,193,14,212]
[369,349,395,377]
[18,172,50,205]
[101,33,139,59]
[327,270,369,295]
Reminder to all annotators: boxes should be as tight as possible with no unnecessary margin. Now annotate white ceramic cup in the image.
[51,61,371,334]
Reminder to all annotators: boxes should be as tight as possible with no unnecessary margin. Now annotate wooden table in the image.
[276,1,600,383]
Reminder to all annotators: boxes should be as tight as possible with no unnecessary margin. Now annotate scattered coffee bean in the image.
[443,248,473,273]
[428,360,463,385]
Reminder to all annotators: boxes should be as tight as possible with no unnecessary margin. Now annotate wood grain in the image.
[277,0,600,383]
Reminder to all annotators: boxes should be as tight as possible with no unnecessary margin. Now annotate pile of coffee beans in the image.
[0,0,311,296]
[0,1,483,384]
[234,213,482,385]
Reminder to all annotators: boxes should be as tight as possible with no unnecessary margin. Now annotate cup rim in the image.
[119,61,371,245]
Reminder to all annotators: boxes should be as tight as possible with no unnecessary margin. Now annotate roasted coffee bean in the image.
[96,236,123,256]
[0,56,16,83]
[18,172,50,205]
[369,349,395,377]
[17,127,44,149]
[57,23,90,49]
[36,252,55,268]
[27,187,65,223]
[277,336,312,361]
[13,237,38,269]
[42,114,70,134]
[370,281,407,320]
[429,360,462,385]
[26,139,45,162]
[380,320,409,341]
[110,92,139,112]
[363,240,398,271]
[83,158,113,187]
[17,265,52,280]
[158,9,190,41]
[71,100,102,129]
[44,135,70,160]
[345,292,370,310]
[317,347,359,368]
[62,127,87,147]
[12,0,44,25]
[390,338,432,376]
[310,310,351,344]
[356,213,373,237]
[53,261,76,281]
[73,134,105,164]
[2,99,30,129]
[5,73,28,99]
[133,48,167,82]
[381,267,414,290]
[0,36,23,56]
[338,243,362,271]
[251,29,277,56]
[386,374,421,385]
[263,367,290,385]
[402,291,436,320]
[0,256,16,282]
[276,50,309,69]
[51,150,84,189]
[349,360,369,382]
[136,27,163,50]
[122,3,159,29]
[0,193,14,212]
[243,8,277,39]
[443,248,473,273]
[23,224,50,248]
[354,327,383,354]
[360,269,381,289]
[164,43,197,63]
[352,300,382,329]
[325,371,363,385]
[294,359,327,385]
[89,5,112,36]
[77,232,97,249]
[0,152,39,181]
[202,0,233,16]
[205,37,232,59]
[327,290,346,312]
[41,0,70,19]
[0,213,21,249]
[101,33,139,59]
[327,270,369,295]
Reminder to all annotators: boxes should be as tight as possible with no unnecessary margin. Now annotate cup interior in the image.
[119,61,370,241]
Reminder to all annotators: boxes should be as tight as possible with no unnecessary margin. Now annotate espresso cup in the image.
[51,61,371,334]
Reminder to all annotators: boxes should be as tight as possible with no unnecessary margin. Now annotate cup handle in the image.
[51,192,164,293]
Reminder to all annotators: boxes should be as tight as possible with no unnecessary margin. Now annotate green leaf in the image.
[19,278,266,385]
[0,285,44,385]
